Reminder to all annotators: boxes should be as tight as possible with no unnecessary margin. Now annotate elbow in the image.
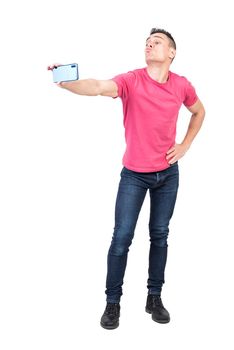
[201,107,206,122]
[201,101,206,119]
[196,104,206,122]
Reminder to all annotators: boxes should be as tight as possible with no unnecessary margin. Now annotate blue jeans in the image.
[105,163,179,303]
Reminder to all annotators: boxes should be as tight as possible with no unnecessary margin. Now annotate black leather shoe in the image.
[145,295,170,323]
[100,303,120,329]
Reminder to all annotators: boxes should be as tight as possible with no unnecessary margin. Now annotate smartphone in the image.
[52,63,79,83]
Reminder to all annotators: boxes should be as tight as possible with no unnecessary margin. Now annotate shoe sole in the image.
[100,322,119,330]
[145,307,170,324]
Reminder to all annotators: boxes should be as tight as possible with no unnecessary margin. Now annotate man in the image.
[48,28,205,330]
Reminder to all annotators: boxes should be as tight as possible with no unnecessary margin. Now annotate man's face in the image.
[145,33,175,64]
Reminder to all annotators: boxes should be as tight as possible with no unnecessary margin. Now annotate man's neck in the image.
[146,63,170,83]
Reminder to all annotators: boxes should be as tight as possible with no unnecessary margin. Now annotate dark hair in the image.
[150,28,176,50]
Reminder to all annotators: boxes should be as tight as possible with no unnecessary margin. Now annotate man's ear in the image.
[169,48,176,59]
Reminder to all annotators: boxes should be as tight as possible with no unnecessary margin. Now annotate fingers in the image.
[47,63,62,71]
[166,150,177,163]
[166,144,187,164]
[166,144,177,163]
[168,156,177,164]
[166,152,176,162]
[56,82,64,87]
[166,145,176,154]
[166,147,176,159]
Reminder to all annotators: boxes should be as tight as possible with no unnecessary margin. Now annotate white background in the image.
[0,0,233,349]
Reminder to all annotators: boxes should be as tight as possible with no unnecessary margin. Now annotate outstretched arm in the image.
[166,99,206,164]
[48,64,118,97]
[58,79,118,97]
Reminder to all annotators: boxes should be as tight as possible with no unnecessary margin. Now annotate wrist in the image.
[181,141,191,152]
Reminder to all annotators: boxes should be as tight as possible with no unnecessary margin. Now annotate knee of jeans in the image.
[109,230,134,256]
[149,226,169,247]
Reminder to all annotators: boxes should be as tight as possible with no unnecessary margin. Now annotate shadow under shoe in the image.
[145,295,170,324]
[100,303,120,330]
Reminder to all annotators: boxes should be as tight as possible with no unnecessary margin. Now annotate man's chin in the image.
[145,58,152,65]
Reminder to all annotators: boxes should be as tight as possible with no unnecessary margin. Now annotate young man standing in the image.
[48,28,205,330]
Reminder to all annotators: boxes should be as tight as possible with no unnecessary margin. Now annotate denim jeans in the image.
[105,162,179,303]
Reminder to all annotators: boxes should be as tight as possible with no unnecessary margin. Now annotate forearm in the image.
[59,79,101,96]
[181,111,205,150]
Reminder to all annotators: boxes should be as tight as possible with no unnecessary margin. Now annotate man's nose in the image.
[146,42,153,48]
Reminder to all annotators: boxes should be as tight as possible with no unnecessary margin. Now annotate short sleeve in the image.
[183,79,198,107]
[111,71,135,99]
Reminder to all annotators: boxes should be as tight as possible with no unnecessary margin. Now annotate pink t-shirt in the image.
[112,67,198,172]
